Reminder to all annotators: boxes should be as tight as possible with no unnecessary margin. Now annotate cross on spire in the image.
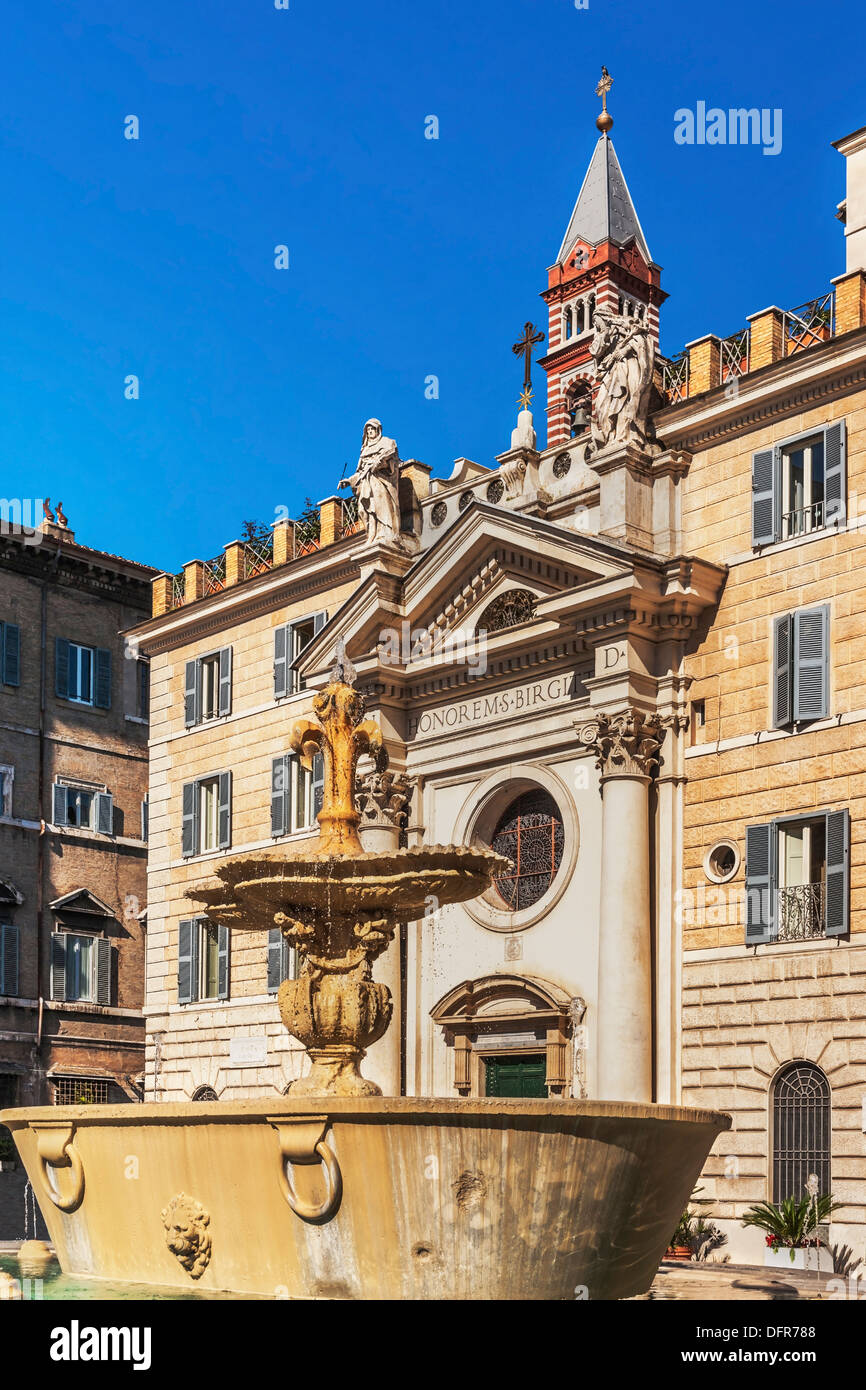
[511,321,545,405]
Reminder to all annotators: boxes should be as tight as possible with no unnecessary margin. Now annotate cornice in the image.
[0,537,151,609]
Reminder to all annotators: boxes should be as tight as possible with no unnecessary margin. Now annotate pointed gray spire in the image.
[555,134,652,266]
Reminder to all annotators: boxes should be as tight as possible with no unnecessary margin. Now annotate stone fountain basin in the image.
[2,1097,729,1300]
[191,844,510,923]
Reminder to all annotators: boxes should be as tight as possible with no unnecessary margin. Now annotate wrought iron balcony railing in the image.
[339,496,364,539]
[243,535,273,579]
[660,352,689,404]
[782,501,825,540]
[778,881,826,942]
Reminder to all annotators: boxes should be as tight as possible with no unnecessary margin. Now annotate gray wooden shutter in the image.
[274,626,288,699]
[141,797,149,841]
[745,822,776,944]
[267,928,283,991]
[217,771,232,849]
[177,919,197,1003]
[312,751,325,819]
[218,646,232,717]
[52,782,69,826]
[138,660,150,718]
[50,932,67,1001]
[94,647,112,708]
[217,923,230,1000]
[823,421,846,526]
[181,780,197,857]
[2,623,20,687]
[55,637,70,698]
[0,923,19,996]
[772,614,793,728]
[95,792,114,836]
[184,659,199,726]
[793,605,829,722]
[271,755,288,837]
[95,938,113,1005]
[313,611,327,635]
[751,447,778,547]
[824,808,849,937]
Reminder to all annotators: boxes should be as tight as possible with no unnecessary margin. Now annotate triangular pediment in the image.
[295,503,635,684]
[49,888,114,917]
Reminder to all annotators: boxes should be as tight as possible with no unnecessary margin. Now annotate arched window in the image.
[575,301,585,334]
[772,1062,831,1203]
[563,306,572,340]
[617,295,624,314]
[588,293,596,327]
[191,1085,219,1102]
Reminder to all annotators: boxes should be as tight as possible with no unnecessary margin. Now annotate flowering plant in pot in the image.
[741,1194,839,1263]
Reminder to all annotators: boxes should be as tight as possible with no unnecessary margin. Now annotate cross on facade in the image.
[511,321,545,398]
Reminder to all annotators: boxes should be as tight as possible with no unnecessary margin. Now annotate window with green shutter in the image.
[0,623,20,687]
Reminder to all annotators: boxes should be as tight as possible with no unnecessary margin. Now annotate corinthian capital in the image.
[577,709,663,779]
[355,768,414,832]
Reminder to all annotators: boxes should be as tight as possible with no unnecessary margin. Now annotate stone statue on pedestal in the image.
[341,418,404,548]
[588,310,655,454]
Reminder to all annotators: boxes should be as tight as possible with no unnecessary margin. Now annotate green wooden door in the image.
[484,1054,547,1098]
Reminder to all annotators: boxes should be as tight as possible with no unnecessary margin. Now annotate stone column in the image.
[579,709,662,1105]
[355,768,414,1095]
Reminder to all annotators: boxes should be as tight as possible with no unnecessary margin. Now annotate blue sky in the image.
[0,0,862,573]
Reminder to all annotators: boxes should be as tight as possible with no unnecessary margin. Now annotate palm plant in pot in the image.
[741,1193,840,1269]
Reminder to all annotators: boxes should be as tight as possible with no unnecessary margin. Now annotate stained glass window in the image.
[491,790,564,911]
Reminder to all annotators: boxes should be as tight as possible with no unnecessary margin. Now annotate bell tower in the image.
[538,70,666,448]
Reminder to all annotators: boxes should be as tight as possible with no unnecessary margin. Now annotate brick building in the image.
[0,513,155,1123]
[130,104,866,1265]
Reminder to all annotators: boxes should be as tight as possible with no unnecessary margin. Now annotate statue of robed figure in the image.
[341,419,404,548]
[588,310,655,454]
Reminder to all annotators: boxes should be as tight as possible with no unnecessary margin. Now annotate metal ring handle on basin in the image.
[279,1139,342,1223]
[33,1124,85,1213]
[267,1116,343,1224]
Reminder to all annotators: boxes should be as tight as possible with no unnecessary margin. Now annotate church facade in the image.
[132,101,866,1264]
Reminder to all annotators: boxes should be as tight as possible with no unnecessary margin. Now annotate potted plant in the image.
[665,1185,713,1261]
[741,1194,839,1272]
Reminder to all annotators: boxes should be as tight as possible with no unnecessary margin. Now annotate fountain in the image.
[1,664,730,1299]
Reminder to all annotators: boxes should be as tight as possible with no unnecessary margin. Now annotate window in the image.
[50,932,113,1004]
[274,612,327,698]
[271,753,324,837]
[772,606,829,727]
[705,839,739,884]
[56,639,111,708]
[177,918,229,1003]
[0,923,18,996]
[491,790,565,911]
[745,809,848,944]
[751,422,845,547]
[267,928,297,991]
[52,782,114,834]
[53,1077,110,1106]
[563,306,572,341]
[0,765,14,818]
[0,622,20,687]
[181,772,231,857]
[191,1085,219,1102]
[477,590,536,635]
[184,648,231,727]
[772,1063,831,1204]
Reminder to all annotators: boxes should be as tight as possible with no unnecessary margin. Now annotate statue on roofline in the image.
[340,418,405,548]
[588,309,655,455]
